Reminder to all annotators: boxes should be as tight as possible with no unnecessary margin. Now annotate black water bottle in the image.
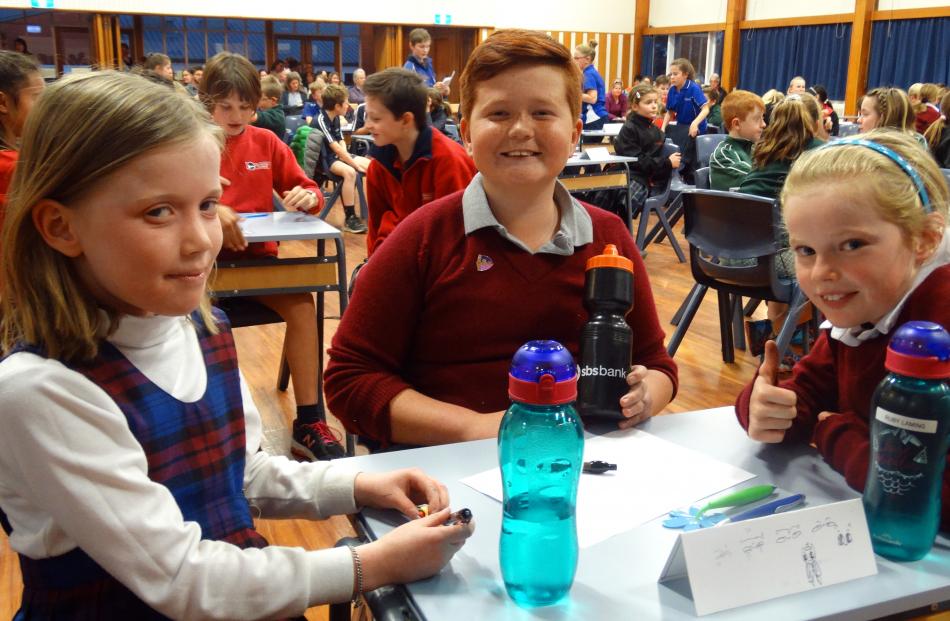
[577,244,634,420]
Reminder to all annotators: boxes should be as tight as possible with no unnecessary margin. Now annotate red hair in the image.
[459,29,581,121]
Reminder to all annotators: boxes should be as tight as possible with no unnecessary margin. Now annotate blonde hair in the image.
[575,40,597,62]
[782,129,948,243]
[1,71,224,362]
[924,90,950,151]
[908,82,924,113]
[753,96,817,168]
[863,87,915,133]
[761,89,785,107]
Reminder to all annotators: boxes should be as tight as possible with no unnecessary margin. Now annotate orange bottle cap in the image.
[585,244,633,272]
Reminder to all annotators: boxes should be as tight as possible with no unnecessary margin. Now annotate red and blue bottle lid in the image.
[508,340,578,405]
[885,321,950,379]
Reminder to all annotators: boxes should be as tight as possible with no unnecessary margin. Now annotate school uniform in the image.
[735,240,950,531]
[325,174,678,446]
[0,310,358,619]
[613,113,673,207]
[314,108,345,174]
[709,136,754,191]
[665,79,708,181]
[403,55,437,87]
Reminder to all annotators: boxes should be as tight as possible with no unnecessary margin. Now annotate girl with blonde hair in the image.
[0,71,471,619]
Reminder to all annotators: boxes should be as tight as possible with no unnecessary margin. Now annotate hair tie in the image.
[819,138,931,212]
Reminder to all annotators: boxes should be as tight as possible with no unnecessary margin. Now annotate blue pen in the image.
[241,213,270,219]
[719,494,806,525]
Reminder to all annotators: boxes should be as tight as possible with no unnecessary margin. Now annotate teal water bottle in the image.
[863,321,950,561]
[499,340,584,607]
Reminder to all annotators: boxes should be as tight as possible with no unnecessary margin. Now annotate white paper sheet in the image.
[461,428,755,548]
[584,106,601,124]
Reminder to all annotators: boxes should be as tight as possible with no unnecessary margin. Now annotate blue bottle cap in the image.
[508,340,578,405]
[885,321,950,379]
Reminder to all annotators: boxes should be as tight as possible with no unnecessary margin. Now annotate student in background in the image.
[605,78,628,122]
[857,87,927,148]
[736,129,950,529]
[708,73,728,109]
[0,71,473,619]
[703,86,722,130]
[427,86,450,134]
[709,89,765,191]
[761,88,785,125]
[0,51,42,212]
[190,64,204,87]
[810,84,838,136]
[787,75,806,95]
[326,30,676,450]
[573,41,608,132]
[403,28,449,96]
[653,74,670,129]
[614,84,681,211]
[201,52,345,462]
[329,71,341,86]
[280,71,307,115]
[315,83,371,234]
[252,75,285,140]
[180,68,198,97]
[924,90,950,168]
[738,95,824,362]
[913,83,942,135]
[302,77,326,124]
[362,68,475,256]
[662,57,708,184]
[143,53,173,82]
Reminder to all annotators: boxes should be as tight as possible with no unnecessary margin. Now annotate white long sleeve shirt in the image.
[0,313,359,620]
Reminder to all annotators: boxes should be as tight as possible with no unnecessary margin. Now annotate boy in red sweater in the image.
[736,130,950,530]
[202,52,345,461]
[325,30,677,449]
[362,68,476,255]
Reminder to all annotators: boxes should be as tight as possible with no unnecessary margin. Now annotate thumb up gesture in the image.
[748,341,797,443]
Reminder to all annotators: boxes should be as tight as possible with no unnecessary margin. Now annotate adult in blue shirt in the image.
[662,57,709,184]
[403,28,449,97]
[573,41,608,132]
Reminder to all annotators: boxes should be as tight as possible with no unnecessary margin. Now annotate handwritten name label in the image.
[658,499,877,616]
[876,407,938,434]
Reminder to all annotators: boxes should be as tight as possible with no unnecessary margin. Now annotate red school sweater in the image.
[0,149,17,264]
[219,125,319,258]
[325,190,678,445]
[365,125,476,256]
[735,265,950,530]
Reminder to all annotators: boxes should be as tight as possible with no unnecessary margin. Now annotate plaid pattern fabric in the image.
[6,310,276,619]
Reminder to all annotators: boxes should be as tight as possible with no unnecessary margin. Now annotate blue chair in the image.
[838,122,860,137]
[666,189,809,363]
[696,134,728,169]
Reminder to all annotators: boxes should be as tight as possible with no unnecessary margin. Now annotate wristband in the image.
[348,545,364,607]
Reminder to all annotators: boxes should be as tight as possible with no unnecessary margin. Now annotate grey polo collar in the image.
[461,173,593,255]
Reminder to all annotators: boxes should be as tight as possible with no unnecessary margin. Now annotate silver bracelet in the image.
[348,545,364,607]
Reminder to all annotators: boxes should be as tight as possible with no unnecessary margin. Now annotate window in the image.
[142,15,269,68]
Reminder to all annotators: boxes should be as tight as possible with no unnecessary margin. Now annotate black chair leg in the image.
[671,283,700,326]
[667,285,707,357]
[731,295,746,351]
[355,171,368,219]
[635,205,652,250]
[743,298,761,317]
[277,353,290,392]
[653,205,686,262]
[717,290,735,363]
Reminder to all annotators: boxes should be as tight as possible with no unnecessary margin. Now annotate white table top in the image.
[565,152,636,167]
[237,211,341,242]
[581,122,624,137]
[344,407,950,620]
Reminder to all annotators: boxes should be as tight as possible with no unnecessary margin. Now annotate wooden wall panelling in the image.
[720,0,745,90]
[845,0,876,116]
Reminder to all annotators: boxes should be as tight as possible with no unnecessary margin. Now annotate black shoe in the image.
[291,420,345,461]
[342,214,367,234]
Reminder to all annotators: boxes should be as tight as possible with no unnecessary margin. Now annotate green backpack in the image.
[290,125,314,169]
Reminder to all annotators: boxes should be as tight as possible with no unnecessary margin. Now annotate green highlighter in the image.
[694,484,776,518]
[664,484,777,530]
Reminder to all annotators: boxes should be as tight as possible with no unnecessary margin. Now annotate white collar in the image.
[823,230,950,346]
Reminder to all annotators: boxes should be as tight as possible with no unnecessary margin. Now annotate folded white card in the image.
[659,498,878,616]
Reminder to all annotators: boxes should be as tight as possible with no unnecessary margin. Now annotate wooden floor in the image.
[7,206,929,620]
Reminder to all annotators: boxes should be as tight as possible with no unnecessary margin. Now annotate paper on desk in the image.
[461,429,755,548]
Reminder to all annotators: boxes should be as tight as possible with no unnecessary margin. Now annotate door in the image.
[55,26,92,75]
